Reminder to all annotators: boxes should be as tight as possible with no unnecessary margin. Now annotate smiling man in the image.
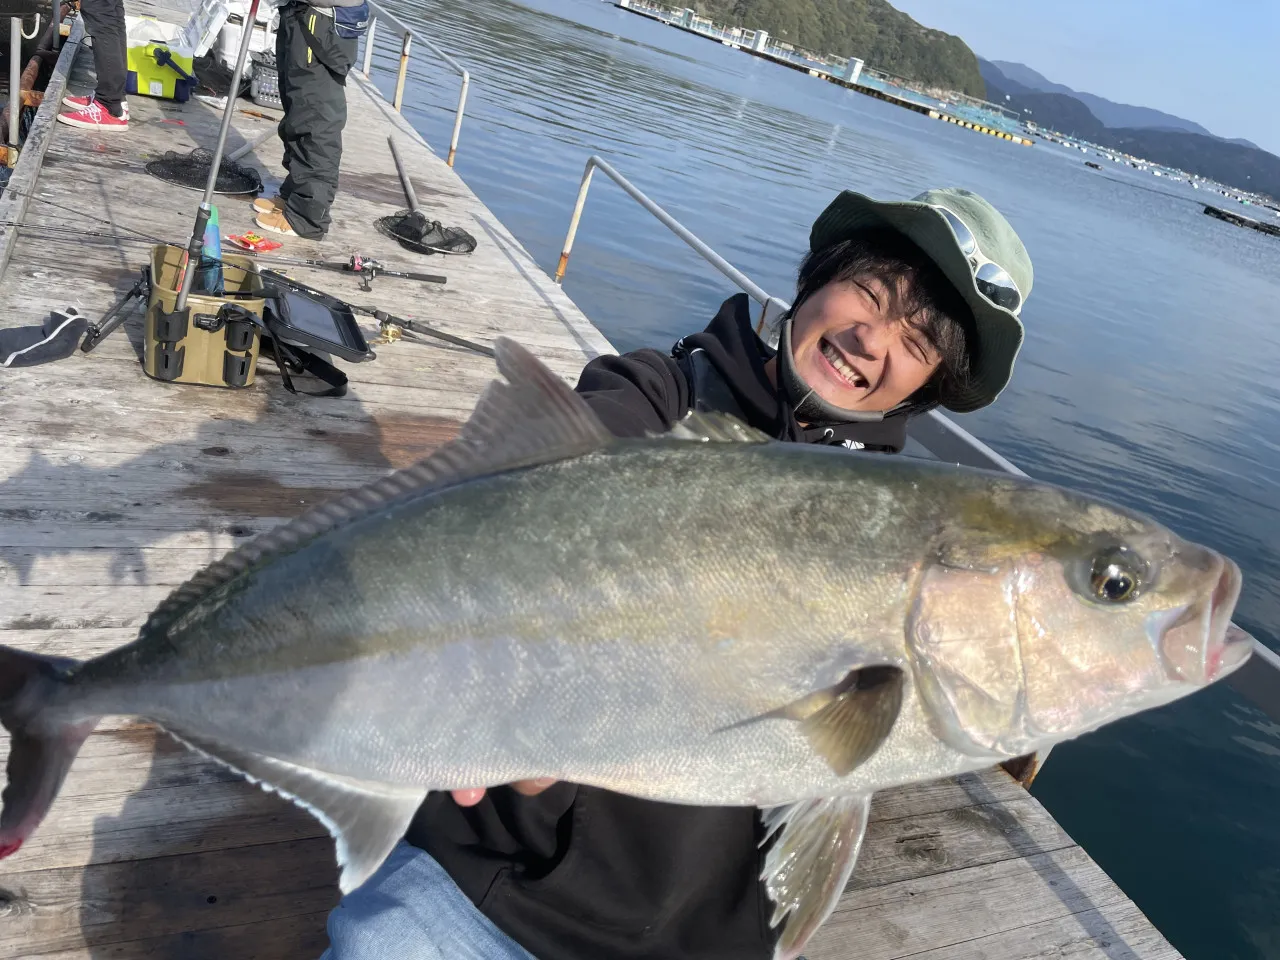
[567,186,1032,454]
[320,187,1034,960]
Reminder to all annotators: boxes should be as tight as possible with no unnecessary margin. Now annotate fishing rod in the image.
[2,193,447,289]
[78,263,491,358]
[348,303,495,357]
[261,253,447,291]
[4,192,486,355]
[174,0,263,313]
[12,219,444,290]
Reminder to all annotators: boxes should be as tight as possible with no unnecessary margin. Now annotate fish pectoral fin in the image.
[666,411,772,444]
[759,665,903,777]
[760,793,872,960]
[168,731,426,894]
[800,665,902,776]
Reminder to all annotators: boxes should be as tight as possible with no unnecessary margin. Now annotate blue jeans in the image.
[319,842,538,960]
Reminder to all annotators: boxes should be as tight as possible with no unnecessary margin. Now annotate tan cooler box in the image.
[144,244,267,388]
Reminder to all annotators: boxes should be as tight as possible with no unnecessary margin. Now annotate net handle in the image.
[387,136,421,214]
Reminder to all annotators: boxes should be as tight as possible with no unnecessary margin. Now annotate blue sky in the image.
[891,0,1279,156]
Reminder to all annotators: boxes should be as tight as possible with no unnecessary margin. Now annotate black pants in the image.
[277,5,357,239]
[79,0,127,116]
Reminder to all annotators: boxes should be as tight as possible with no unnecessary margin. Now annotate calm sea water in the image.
[364,1,1280,955]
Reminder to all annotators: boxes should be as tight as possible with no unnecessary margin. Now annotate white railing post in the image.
[393,30,411,112]
[8,17,19,158]
[555,160,596,283]
[361,16,377,76]
[446,69,468,167]
[363,0,471,163]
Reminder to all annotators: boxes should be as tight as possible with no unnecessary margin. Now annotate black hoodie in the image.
[577,293,911,451]
[404,294,911,960]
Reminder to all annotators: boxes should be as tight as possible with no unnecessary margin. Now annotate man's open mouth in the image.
[819,338,869,390]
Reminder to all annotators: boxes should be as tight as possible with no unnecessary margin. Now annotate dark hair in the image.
[792,227,976,413]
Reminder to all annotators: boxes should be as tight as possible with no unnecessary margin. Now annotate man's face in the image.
[790,277,942,412]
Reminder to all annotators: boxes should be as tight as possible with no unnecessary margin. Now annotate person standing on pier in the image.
[253,0,368,239]
[317,187,1034,960]
[57,0,130,130]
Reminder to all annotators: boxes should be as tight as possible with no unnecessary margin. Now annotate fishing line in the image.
[0,191,494,356]
[2,191,446,280]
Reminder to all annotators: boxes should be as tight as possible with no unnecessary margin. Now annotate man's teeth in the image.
[820,340,866,388]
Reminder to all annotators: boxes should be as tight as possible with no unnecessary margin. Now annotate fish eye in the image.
[1089,547,1143,603]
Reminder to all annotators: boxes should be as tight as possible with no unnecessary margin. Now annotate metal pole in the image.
[49,0,58,50]
[393,31,411,112]
[175,0,262,312]
[387,136,420,211]
[555,156,772,303]
[8,18,19,155]
[227,127,277,163]
[361,16,376,76]
[555,162,596,283]
[446,71,468,167]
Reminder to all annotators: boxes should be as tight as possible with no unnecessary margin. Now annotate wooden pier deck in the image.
[0,6,1179,960]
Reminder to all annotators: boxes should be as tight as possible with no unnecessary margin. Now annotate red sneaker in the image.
[57,99,129,130]
[61,94,129,120]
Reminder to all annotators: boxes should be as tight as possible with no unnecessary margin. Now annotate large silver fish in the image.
[0,339,1249,959]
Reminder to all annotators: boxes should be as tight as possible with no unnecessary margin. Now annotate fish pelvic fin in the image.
[760,793,872,960]
[167,731,426,894]
[0,646,97,860]
[138,337,614,651]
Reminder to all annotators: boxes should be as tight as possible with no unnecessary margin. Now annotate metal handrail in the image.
[552,153,1280,728]
[556,156,770,298]
[8,17,20,157]
[361,0,470,167]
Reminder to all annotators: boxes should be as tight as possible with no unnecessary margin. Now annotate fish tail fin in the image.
[0,646,96,859]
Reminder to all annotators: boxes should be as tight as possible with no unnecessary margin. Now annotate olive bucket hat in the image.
[808,187,1033,413]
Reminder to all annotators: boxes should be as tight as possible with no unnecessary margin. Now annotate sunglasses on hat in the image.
[933,206,1023,316]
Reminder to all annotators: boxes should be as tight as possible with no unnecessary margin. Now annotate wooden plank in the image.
[0,627,136,655]
[0,779,326,874]
[807,846,1132,960]
[32,910,333,960]
[1,549,228,587]
[855,796,1074,891]
[0,838,339,958]
[0,726,242,795]
[895,898,1180,960]
[869,768,1025,823]
[0,586,174,629]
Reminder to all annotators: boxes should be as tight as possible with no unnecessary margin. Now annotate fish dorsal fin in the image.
[665,411,772,444]
[761,793,872,960]
[168,729,425,893]
[139,337,612,645]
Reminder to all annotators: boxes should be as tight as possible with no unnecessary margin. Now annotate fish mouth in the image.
[818,338,870,391]
[1155,557,1247,683]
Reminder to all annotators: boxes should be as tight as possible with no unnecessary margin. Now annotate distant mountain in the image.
[979,62,1280,199]
[694,0,986,97]
[983,58,1220,139]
